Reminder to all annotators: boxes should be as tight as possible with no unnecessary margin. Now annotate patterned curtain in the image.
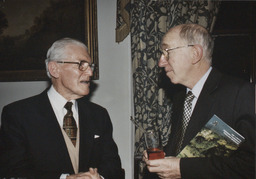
[130,0,221,178]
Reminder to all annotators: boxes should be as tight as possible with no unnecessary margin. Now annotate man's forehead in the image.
[161,34,179,47]
[65,45,91,62]
[161,28,184,47]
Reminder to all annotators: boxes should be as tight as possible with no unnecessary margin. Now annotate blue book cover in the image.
[177,115,245,158]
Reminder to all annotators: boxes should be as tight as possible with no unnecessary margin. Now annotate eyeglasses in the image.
[161,45,194,58]
[56,60,95,71]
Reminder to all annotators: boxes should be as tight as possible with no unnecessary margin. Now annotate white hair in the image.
[45,38,88,78]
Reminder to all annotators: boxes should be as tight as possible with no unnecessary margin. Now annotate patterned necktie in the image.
[176,91,195,154]
[63,102,77,146]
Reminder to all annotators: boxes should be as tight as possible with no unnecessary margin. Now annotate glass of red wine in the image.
[144,130,165,160]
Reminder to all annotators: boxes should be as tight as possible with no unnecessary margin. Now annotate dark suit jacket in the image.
[0,89,124,179]
[164,68,255,179]
[143,68,255,179]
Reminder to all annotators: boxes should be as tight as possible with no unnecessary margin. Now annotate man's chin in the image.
[82,89,90,96]
[168,76,178,85]
[76,86,90,96]
[166,73,175,82]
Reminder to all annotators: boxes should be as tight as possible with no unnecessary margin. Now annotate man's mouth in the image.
[80,80,90,84]
[165,65,174,72]
[165,68,172,73]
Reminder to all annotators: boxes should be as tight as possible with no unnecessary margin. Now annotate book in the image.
[177,115,245,158]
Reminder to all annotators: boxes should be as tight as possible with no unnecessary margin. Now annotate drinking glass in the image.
[144,130,164,160]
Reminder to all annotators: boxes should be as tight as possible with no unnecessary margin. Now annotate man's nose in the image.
[84,67,93,76]
[158,54,168,67]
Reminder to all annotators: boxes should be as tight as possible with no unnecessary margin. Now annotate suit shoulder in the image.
[88,101,107,111]
[3,91,46,110]
[77,98,107,111]
[220,73,253,90]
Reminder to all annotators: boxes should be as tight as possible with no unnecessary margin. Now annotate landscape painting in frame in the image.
[0,0,98,81]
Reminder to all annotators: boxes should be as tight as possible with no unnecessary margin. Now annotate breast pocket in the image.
[89,136,103,167]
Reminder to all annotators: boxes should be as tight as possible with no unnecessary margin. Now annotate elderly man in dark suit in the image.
[0,38,124,179]
[143,24,255,179]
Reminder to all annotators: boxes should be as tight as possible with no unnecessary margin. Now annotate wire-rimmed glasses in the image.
[56,60,95,71]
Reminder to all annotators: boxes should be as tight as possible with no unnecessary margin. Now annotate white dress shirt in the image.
[47,86,79,128]
[188,67,212,113]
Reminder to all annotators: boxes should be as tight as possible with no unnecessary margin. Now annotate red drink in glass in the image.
[147,147,165,160]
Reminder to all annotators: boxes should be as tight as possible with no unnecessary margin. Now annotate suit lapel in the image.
[39,91,63,134]
[164,89,186,155]
[37,90,74,172]
[182,68,222,147]
[77,99,94,171]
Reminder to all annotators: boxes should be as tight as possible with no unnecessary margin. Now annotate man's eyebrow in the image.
[78,59,90,63]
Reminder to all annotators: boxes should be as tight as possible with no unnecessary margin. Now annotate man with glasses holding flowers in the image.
[0,38,124,179]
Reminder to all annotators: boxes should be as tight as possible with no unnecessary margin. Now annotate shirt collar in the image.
[47,86,77,110]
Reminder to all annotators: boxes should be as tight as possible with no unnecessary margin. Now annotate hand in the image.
[143,150,181,179]
[67,168,101,179]
[142,150,149,162]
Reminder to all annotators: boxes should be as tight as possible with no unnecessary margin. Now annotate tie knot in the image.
[185,91,195,102]
[64,102,73,111]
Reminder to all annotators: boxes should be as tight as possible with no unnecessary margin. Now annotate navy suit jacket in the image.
[164,68,255,179]
[0,89,124,179]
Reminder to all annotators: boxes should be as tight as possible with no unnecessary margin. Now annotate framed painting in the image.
[0,0,98,81]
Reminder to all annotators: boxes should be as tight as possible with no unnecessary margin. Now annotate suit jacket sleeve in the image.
[94,108,124,179]
[0,104,35,177]
[0,92,75,178]
[78,100,124,179]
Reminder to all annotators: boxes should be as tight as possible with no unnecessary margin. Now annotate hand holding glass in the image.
[144,131,164,160]
[129,117,164,160]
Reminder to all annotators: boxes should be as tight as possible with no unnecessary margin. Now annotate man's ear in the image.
[48,61,60,78]
[191,44,203,64]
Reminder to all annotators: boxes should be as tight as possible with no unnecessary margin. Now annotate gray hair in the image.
[178,24,214,63]
[45,37,88,78]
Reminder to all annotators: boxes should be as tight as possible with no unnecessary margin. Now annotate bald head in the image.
[165,24,214,63]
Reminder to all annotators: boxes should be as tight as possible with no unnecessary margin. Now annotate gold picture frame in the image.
[0,0,98,81]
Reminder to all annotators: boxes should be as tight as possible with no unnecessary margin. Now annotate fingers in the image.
[68,168,100,179]
[89,168,100,178]
[157,173,165,179]
[145,157,181,179]
[147,160,162,172]
[89,167,97,174]
[88,168,100,178]
[142,150,148,161]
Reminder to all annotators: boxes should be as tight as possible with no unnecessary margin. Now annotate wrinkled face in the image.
[158,29,193,85]
[49,44,93,100]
